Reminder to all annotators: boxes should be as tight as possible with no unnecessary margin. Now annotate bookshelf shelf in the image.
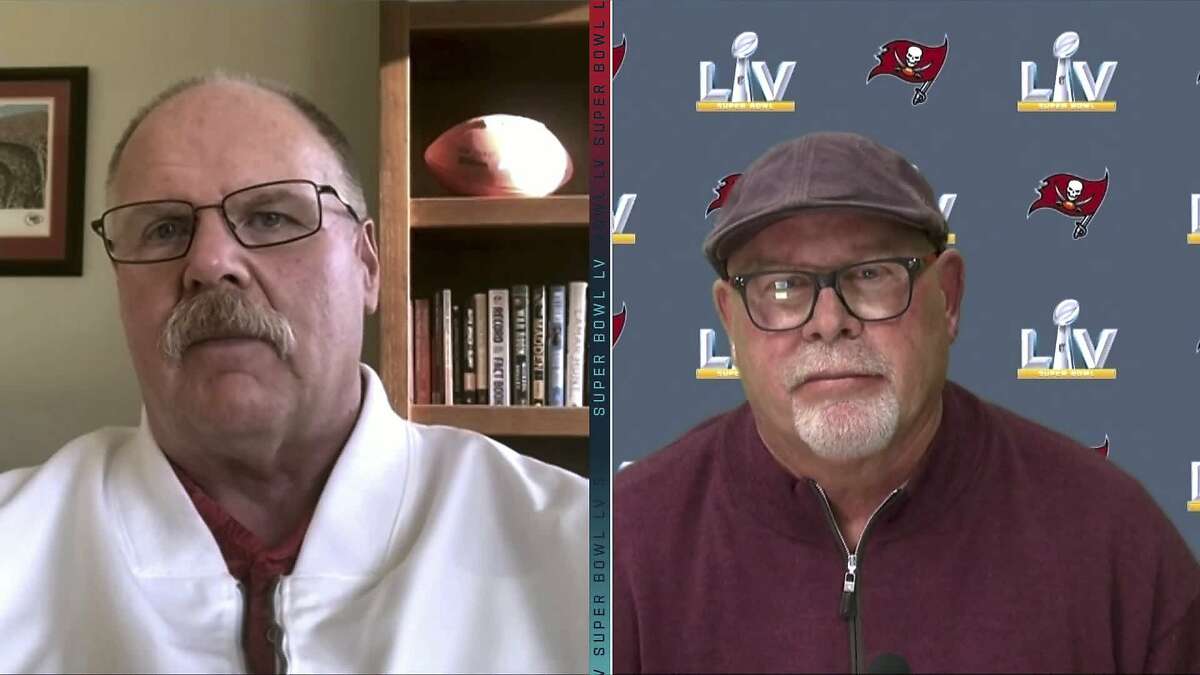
[411,195,588,228]
[411,405,588,437]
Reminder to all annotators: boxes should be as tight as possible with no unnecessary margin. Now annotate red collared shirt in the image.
[170,462,311,675]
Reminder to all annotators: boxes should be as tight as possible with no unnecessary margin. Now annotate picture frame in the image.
[0,67,88,276]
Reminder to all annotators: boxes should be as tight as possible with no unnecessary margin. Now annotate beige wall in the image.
[0,0,380,471]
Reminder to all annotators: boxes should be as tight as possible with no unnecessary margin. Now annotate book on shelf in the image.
[462,303,477,404]
[511,284,530,406]
[431,292,444,404]
[413,282,587,409]
[547,284,566,406]
[566,281,587,407]
[530,285,547,406]
[488,288,510,406]
[439,289,454,406]
[413,298,431,405]
[451,303,462,405]
[472,292,488,404]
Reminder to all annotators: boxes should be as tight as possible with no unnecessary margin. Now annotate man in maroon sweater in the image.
[614,131,1200,673]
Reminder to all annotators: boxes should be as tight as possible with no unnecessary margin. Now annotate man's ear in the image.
[934,249,965,342]
[713,277,737,340]
[358,219,381,314]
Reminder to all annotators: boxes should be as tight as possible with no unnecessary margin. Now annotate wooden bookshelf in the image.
[411,195,588,228]
[378,1,589,474]
[411,405,588,437]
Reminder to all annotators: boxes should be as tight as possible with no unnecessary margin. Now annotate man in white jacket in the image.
[0,73,587,673]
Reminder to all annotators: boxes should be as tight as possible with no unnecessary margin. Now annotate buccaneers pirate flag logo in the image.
[614,34,626,78]
[706,173,742,216]
[1027,170,1109,239]
[867,37,949,105]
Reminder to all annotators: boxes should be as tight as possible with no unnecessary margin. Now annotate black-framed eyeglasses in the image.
[729,253,939,332]
[91,179,362,264]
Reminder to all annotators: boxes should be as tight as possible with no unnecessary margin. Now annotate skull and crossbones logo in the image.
[895,45,931,79]
[1055,179,1093,212]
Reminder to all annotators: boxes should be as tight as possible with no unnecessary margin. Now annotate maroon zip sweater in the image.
[614,381,1200,673]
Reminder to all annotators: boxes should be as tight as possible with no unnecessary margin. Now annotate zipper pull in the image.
[839,553,857,620]
[268,578,290,674]
[267,623,289,674]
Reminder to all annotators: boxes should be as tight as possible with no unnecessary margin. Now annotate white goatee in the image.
[784,343,899,461]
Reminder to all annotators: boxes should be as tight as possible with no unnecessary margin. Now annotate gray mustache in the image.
[783,344,891,388]
[160,290,295,361]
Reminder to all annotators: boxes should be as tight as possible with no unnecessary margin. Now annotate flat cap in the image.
[702,131,948,275]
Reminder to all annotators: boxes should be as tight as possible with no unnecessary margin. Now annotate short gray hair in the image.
[106,71,367,218]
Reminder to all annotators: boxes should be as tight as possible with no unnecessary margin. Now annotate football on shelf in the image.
[423,114,573,197]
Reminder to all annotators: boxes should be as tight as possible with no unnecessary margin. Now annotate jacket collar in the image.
[109,364,411,579]
[718,380,984,546]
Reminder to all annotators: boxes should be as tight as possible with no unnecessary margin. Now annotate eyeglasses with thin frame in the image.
[728,253,940,332]
[91,179,362,264]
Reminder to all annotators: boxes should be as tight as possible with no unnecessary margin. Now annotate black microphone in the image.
[867,652,911,674]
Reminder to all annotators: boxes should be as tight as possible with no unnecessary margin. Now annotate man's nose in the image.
[800,287,863,343]
[180,208,251,290]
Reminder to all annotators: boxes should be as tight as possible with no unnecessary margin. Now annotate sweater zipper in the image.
[266,578,290,675]
[812,482,902,675]
[235,581,250,674]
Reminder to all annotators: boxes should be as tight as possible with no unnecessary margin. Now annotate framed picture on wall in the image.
[0,67,88,276]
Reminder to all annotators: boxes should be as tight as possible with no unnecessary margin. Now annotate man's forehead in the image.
[112,83,335,200]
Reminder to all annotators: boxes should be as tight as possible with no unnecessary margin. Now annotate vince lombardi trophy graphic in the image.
[1052,299,1079,369]
[1051,31,1080,103]
[731,32,758,102]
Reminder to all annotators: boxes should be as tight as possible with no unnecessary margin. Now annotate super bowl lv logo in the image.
[1018,298,1118,380]
[940,193,957,245]
[1028,170,1109,239]
[611,193,636,244]
[697,329,738,379]
[1019,31,1117,112]
[698,31,796,112]
[1186,193,1200,245]
[866,37,949,105]
[1189,462,1200,512]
